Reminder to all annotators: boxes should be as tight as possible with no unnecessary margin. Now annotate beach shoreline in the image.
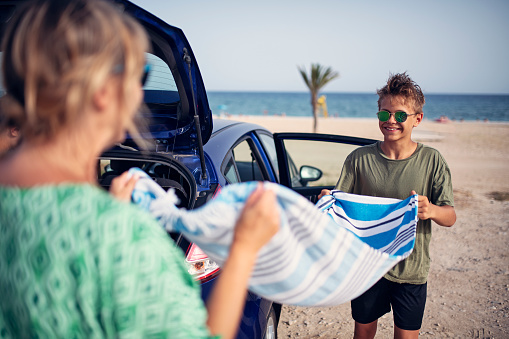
[218,115,509,338]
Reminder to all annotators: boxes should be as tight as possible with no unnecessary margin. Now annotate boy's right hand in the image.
[318,189,332,200]
[233,184,280,255]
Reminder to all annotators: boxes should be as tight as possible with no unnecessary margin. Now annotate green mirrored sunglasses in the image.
[377,110,417,123]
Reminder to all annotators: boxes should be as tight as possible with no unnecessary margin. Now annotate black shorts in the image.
[351,277,427,331]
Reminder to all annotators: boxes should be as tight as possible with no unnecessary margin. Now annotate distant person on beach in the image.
[0,0,279,338]
[435,115,450,123]
[319,72,456,338]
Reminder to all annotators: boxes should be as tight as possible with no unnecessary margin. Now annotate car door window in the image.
[223,156,240,184]
[222,138,265,184]
[233,139,264,182]
[258,133,279,180]
[281,139,362,187]
[273,133,376,203]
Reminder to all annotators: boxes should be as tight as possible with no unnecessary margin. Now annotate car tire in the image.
[264,305,277,339]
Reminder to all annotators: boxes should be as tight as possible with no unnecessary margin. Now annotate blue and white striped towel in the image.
[129,168,418,306]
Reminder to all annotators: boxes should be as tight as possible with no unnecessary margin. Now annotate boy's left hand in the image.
[411,190,456,227]
[411,190,432,220]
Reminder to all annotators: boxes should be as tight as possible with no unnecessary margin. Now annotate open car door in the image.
[273,133,377,202]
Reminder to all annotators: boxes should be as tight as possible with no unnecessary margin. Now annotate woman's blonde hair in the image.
[1,0,149,143]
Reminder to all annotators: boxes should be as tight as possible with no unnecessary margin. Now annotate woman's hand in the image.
[109,171,139,202]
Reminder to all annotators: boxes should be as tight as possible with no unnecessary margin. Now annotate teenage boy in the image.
[319,72,456,338]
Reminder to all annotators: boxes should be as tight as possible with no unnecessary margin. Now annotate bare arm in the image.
[411,190,456,227]
[206,184,279,339]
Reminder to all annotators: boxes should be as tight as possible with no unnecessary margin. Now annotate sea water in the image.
[207,92,509,122]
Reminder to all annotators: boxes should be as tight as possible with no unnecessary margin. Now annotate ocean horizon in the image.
[207,91,509,122]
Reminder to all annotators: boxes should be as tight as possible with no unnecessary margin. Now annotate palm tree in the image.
[298,63,339,132]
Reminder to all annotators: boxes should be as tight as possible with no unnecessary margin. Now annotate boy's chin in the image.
[381,131,410,142]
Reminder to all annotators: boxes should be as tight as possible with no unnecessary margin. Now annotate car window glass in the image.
[223,156,239,184]
[141,52,181,114]
[144,53,178,92]
[258,133,279,180]
[281,139,362,188]
[229,139,264,182]
[287,153,302,187]
[132,52,182,138]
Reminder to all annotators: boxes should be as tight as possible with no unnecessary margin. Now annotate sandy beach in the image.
[224,115,509,338]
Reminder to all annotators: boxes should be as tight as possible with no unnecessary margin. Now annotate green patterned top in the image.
[0,184,214,338]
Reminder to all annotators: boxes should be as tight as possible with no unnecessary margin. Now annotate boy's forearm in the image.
[431,205,456,227]
[414,192,456,227]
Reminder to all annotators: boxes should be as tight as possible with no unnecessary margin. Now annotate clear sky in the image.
[132,0,509,94]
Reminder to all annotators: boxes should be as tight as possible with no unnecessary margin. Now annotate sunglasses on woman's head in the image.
[377,110,417,123]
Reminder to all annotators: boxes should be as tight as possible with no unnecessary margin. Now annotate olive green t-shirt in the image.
[0,184,215,338]
[335,141,454,284]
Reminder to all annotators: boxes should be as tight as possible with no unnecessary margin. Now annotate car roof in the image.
[205,118,272,159]
[211,118,271,137]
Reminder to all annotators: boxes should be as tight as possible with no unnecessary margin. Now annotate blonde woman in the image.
[0,0,278,338]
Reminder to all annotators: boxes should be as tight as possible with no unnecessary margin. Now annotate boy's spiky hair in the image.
[377,72,425,114]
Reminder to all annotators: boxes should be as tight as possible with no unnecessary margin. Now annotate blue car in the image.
[0,0,375,337]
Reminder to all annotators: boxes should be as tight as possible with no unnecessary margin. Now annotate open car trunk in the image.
[98,149,197,210]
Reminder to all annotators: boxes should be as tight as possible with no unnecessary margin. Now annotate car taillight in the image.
[184,184,222,283]
[185,243,220,283]
[212,184,222,198]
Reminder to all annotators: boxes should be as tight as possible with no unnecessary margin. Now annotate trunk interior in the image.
[97,150,197,210]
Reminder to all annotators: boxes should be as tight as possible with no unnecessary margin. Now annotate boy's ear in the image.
[413,113,423,127]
